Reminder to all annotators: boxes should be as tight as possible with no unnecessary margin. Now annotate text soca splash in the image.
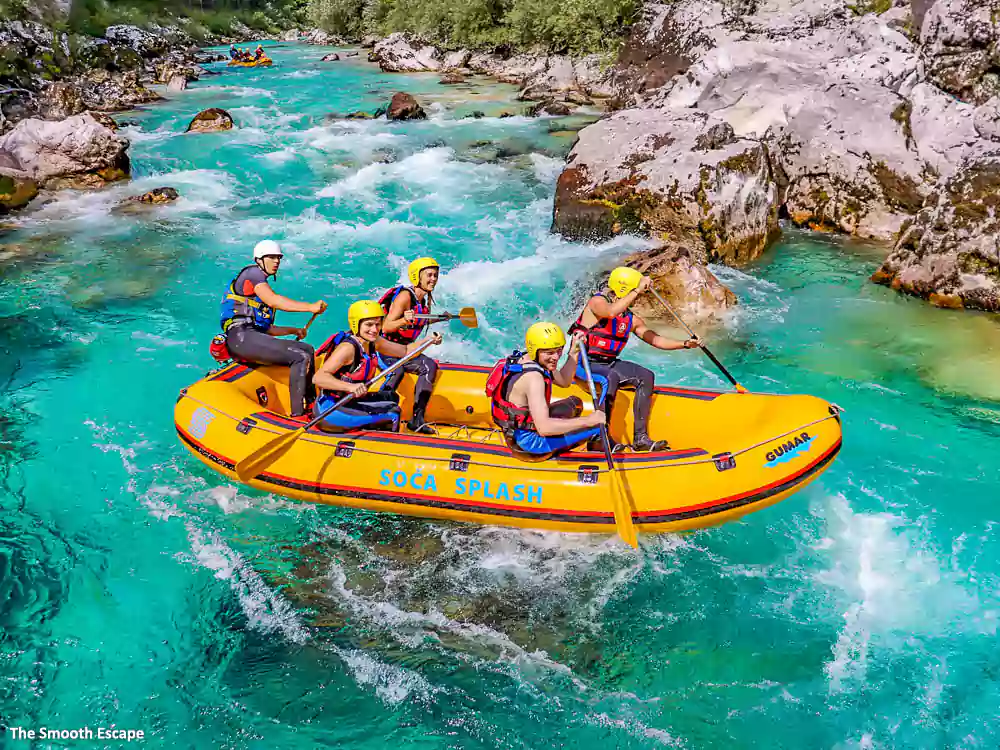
[379,469,543,503]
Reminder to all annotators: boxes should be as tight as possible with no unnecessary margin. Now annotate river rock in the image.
[439,72,466,84]
[519,56,578,100]
[0,113,129,191]
[77,69,163,112]
[167,75,187,92]
[872,151,1000,312]
[552,108,779,264]
[304,29,347,45]
[361,35,380,48]
[974,97,1000,141]
[129,186,179,204]
[625,244,737,322]
[38,82,85,120]
[442,50,471,70]
[386,92,426,121]
[322,53,340,62]
[918,0,1000,105]
[186,108,234,133]
[528,100,573,116]
[0,174,39,214]
[371,33,442,72]
[280,28,301,42]
[573,55,615,99]
[104,24,168,58]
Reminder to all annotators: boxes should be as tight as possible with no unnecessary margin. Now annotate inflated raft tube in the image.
[175,361,842,535]
[226,59,273,68]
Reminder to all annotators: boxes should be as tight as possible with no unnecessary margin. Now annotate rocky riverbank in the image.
[552,0,1000,312]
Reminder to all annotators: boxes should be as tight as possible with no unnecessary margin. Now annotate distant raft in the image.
[175,360,843,536]
[227,58,273,68]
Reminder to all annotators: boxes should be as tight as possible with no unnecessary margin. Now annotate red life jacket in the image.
[316,332,377,390]
[569,293,634,362]
[378,285,430,344]
[486,354,552,433]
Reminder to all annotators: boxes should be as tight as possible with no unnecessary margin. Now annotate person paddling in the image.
[378,257,441,434]
[254,45,265,61]
[229,44,238,60]
[220,240,326,417]
[569,267,700,452]
[488,322,605,459]
[313,300,442,433]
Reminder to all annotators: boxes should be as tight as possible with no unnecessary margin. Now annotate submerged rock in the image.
[872,152,1000,312]
[528,100,573,116]
[439,72,466,85]
[371,33,442,72]
[0,175,39,214]
[552,109,779,264]
[0,113,130,192]
[321,53,340,62]
[185,108,234,133]
[386,92,426,121]
[129,186,179,204]
[625,244,737,323]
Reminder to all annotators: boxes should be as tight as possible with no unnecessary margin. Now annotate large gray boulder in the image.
[0,113,130,190]
[370,33,442,72]
[872,151,1000,311]
[625,244,738,323]
[552,108,779,264]
[104,24,168,58]
[918,0,1000,105]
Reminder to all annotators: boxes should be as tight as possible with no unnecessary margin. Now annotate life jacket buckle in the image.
[577,465,600,484]
[449,453,471,472]
[713,452,736,471]
[335,441,355,458]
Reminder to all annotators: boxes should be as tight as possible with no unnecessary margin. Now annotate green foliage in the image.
[307,0,637,54]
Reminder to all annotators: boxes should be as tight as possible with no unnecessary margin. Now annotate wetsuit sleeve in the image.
[236,266,269,296]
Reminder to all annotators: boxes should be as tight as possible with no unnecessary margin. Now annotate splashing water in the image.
[1,42,1000,748]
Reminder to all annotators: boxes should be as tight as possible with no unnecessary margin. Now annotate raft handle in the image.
[335,440,356,458]
[449,453,471,472]
[236,417,257,435]
[577,465,600,484]
[713,452,736,472]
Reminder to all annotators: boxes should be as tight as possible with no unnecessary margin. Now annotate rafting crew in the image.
[376,257,443,434]
[220,240,326,417]
[488,322,605,458]
[313,300,442,433]
[569,267,701,452]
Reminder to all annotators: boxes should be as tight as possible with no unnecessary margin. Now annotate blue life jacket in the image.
[220,265,275,333]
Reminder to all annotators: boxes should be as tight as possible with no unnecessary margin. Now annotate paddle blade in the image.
[605,440,638,548]
[458,307,478,329]
[235,426,304,482]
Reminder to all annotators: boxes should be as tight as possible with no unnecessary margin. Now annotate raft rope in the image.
[181,392,843,476]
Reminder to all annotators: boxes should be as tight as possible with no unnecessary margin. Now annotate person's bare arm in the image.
[313,343,367,398]
[587,277,651,321]
[254,282,326,315]
[553,330,585,387]
[523,373,604,436]
[632,314,700,351]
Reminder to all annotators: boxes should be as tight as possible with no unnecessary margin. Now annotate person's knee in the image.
[568,396,583,417]
[423,356,438,380]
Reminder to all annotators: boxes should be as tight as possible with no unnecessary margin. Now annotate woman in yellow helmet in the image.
[487,322,605,458]
[378,256,441,434]
[312,300,441,432]
[568,266,700,452]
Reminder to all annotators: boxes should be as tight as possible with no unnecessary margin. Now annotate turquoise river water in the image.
[2,42,1000,749]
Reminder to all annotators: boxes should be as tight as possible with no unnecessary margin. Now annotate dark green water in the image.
[1,42,999,749]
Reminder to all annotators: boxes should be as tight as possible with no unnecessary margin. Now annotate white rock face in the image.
[104,24,167,57]
[919,0,1000,104]
[0,113,129,185]
[442,50,472,70]
[370,33,442,72]
[280,28,301,42]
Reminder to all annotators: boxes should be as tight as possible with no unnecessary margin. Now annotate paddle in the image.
[411,306,478,329]
[295,311,320,341]
[234,338,437,482]
[647,287,748,394]
[578,348,639,549]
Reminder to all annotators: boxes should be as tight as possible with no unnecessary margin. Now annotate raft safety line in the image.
[180,392,841,476]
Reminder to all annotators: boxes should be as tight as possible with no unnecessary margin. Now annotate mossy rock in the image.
[0,175,39,214]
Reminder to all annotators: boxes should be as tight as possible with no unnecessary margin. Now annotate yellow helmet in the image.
[348,300,385,335]
[525,321,566,361]
[608,266,643,298]
[408,256,439,288]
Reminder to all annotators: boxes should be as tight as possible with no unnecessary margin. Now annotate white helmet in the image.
[253,239,283,260]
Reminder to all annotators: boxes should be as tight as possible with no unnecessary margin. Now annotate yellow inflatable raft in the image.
[174,361,842,536]
[227,58,273,68]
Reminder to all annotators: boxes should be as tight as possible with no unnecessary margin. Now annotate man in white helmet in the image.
[219,240,327,417]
